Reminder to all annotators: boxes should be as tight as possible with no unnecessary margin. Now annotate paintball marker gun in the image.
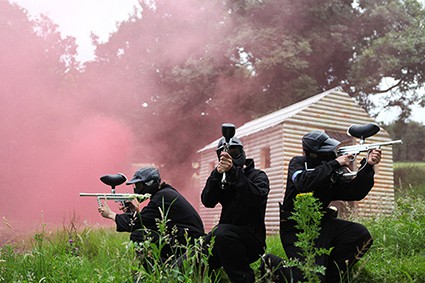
[80,173,150,211]
[336,123,402,179]
[221,123,236,189]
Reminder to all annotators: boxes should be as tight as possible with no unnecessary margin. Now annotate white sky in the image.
[9,0,142,62]
[7,0,425,124]
[370,78,425,125]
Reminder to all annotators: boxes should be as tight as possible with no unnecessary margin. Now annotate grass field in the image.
[1,163,424,282]
[394,162,425,196]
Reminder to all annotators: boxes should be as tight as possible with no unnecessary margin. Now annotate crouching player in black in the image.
[262,130,381,282]
[202,136,270,283]
[99,167,205,263]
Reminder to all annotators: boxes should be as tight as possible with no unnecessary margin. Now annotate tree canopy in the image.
[79,0,424,183]
[2,0,424,190]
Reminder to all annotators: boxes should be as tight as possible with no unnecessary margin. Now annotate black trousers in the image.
[205,224,265,283]
[265,218,373,283]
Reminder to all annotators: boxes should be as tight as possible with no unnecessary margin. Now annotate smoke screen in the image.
[0,0,236,244]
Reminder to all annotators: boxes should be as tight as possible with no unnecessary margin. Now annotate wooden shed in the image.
[197,87,396,234]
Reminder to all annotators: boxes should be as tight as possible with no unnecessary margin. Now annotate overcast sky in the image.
[8,0,425,124]
[9,0,142,62]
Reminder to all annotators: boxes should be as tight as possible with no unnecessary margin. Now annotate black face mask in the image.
[232,151,246,167]
[134,180,159,195]
[305,150,337,170]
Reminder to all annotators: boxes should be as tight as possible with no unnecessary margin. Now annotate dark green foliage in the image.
[384,121,425,162]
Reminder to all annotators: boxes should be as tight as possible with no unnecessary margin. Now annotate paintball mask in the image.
[216,136,246,167]
[302,130,340,162]
[127,167,161,195]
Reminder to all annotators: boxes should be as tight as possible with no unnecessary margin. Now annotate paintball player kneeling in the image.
[98,167,205,263]
[201,136,270,283]
[262,130,382,283]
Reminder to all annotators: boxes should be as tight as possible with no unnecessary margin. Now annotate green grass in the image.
[2,172,424,282]
[1,219,216,282]
[0,225,137,282]
[2,192,423,283]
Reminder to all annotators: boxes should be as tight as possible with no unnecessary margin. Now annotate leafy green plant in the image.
[288,192,331,283]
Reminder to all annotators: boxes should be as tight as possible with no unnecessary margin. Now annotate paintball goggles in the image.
[336,123,402,179]
[80,173,150,211]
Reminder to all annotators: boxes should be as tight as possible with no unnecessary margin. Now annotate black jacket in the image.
[115,184,205,239]
[201,158,270,244]
[281,156,375,228]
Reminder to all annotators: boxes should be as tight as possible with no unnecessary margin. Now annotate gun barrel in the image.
[79,193,151,202]
[338,139,402,154]
[80,193,130,197]
[80,193,133,199]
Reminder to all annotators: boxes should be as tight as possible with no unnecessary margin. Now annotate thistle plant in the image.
[289,193,331,283]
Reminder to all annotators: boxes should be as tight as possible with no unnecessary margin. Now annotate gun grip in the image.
[112,200,135,213]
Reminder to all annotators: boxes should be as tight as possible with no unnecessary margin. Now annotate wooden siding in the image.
[197,89,396,235]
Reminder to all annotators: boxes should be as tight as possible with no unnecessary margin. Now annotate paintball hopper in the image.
[100,173,127,193]
[347,123,380,144]
[222,123,236,143]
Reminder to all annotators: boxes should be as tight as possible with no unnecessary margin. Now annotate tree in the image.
[384,121,425,161]
[83,0,239,188]
[80,0,425,187]
[348,0,425,121]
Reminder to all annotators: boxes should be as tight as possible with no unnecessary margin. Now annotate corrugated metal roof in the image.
[199,87,345,152]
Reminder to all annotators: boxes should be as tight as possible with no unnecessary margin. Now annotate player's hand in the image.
[336,154,354,167]
[98,201,116,220]
[217,151,233,173]
[367,149,382,165]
